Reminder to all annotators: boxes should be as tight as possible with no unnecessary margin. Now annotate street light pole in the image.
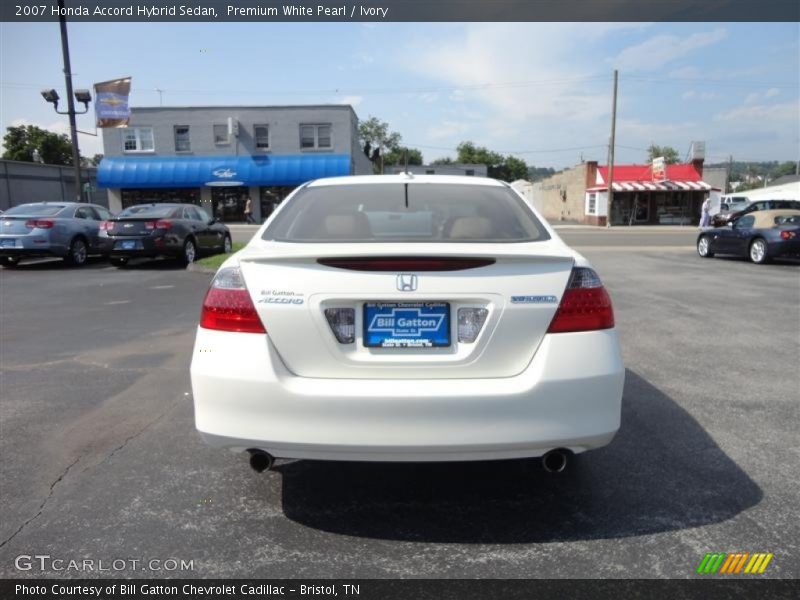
[57,0,82,202]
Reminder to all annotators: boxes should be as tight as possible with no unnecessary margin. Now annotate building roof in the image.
[597,163,703,184]
[769,174,800,187]
[589,162,711,192]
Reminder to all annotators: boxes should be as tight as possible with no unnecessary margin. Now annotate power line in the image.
[0,74,612,98]
[406,142,609,155]
[623,75,798,89]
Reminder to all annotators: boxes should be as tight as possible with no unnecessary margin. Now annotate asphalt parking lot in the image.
[0,229,798,579]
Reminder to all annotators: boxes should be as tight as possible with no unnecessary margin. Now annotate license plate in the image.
[115,240,139,250]
[364,302,450,348]
[0,239,15,248]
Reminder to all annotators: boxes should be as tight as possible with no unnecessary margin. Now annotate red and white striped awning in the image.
[587,180,712,192]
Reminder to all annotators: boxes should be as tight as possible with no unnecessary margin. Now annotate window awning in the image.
[97,154,351,189]
[587,180,712,192]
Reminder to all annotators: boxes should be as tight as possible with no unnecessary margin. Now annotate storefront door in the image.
[211,186,248,222]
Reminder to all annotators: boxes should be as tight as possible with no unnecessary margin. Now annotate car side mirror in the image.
[727,222,734,228]
[208,217,218,225]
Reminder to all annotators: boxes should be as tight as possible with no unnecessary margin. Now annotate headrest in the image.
[448,216,494,239]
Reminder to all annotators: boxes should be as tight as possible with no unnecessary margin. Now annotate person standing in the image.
[244,196,254,224]
[699,195,711,229]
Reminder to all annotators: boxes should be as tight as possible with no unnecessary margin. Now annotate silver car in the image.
[0,202,113,267]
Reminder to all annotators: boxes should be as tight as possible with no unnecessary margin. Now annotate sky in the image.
[1,21,798,168]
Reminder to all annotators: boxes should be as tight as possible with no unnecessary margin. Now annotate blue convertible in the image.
[697,209,800,264]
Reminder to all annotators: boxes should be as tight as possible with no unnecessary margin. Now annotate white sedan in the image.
[190,175,624,473]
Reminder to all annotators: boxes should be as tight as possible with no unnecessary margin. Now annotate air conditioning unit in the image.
[228,117,239,137]
[690,141,705,160]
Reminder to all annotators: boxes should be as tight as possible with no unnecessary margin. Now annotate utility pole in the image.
[58,0,82,202]
[606,69,618,227]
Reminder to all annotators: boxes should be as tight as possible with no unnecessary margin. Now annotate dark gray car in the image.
[0,202,113,267]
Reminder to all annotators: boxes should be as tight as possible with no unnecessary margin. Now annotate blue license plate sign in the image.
[116,240,138,250]
[1,239,15,247]
[364,302,450,348]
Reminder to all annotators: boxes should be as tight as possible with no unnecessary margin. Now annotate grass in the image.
[195,242,245,270]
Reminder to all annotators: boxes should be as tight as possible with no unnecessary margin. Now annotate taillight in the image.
[780,231,796,240]
[25,219,54,229]
[145,220,172,230]
[547,267,614,334]
[199,267,266,333]
[99,220,113,231]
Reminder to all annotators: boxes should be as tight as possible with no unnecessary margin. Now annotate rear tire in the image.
[65,237,88,267]
[110,257,128,268]
[749,238,769,264]
[0,256,19,268]
[181,238,197,267]
[697,235,714,258]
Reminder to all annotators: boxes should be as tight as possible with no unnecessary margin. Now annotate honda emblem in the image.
[396,274,418,292]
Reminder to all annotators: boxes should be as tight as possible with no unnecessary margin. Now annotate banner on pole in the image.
[94,77,131,127]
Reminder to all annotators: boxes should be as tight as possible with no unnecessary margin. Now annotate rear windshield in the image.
[263,183,549,243]
[4,204,65,216]
[775,215,800,225]
[118,205,179,219]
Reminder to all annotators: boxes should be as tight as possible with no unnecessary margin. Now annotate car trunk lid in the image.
[238,241,575,379]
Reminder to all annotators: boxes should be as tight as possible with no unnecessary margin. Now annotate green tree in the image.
[383,146,423,166]
[453,141,529,182]
[528,166,556,181]
[456,141,504,167]
[90,153,104,166]
[2,124,76,165]
[496,156,529,182]
[357,116,403,173]
[430,157,455,165]
[646,144,680,164]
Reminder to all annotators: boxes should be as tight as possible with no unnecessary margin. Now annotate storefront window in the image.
[587,193,597,215]
[121,188,200,209]
[211,186,249,222]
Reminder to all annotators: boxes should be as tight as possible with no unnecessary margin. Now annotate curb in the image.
[187,262,217,275]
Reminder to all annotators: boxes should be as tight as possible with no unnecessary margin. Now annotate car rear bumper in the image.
[103,235,182,259]
[769,239,800,258]
[190,327,625,462]
[0,235,67,257]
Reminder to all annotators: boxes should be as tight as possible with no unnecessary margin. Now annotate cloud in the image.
[669,66,702,79]
[682,90,717,101]
[613,28,728,72]
[335,95,363,107]
[427,120,472,140]
[744,88,782,104]
[714,100,799,122]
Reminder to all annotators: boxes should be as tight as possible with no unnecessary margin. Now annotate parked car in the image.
[711,199,750,227]
[714,199,800,228]
[697,209,800,264]
[190,175,625,474]
[100,203,232,268]
[0,202,113,268]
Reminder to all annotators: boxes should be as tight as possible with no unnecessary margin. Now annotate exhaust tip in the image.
[542,449,569,473]
[247,449,275,473]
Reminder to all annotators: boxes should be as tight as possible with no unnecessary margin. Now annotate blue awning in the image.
[97,154,352,189]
